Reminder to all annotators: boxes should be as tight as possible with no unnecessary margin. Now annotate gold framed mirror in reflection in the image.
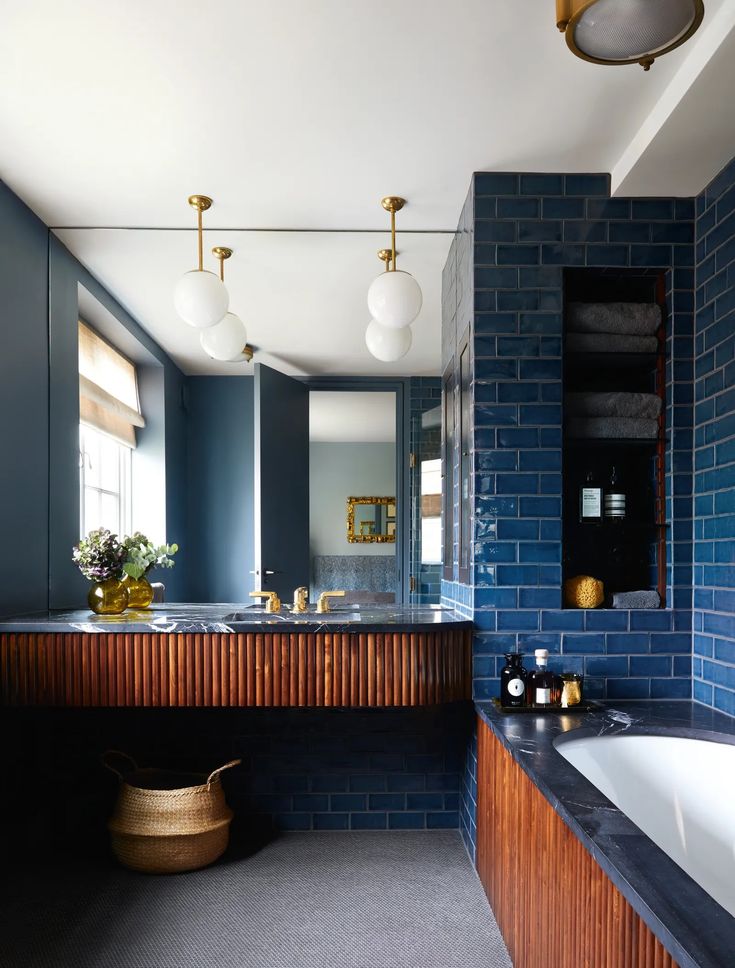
[347,496,396,543]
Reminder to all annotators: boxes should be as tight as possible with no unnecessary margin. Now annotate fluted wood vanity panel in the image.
[0,629,470,707]
[476,717,679,968]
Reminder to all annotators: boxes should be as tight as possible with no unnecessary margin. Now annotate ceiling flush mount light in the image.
[200,247,250,362]
[366,249,413,362]
[367,197,422,329]
[174,195,229,328]
[556,0,704,70]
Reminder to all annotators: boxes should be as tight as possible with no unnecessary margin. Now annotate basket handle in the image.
[102,750,139,780]
[206,759,242,788]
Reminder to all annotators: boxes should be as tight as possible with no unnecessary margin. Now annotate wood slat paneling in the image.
[476,716,679,968]
[0,629,471,708]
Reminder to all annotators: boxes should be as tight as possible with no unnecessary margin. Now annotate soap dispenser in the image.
[500,653,527,707]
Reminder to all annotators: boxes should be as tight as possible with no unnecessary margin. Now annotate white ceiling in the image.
[309,391,396,443]
[57,228,447,376]
[3,0,735,376]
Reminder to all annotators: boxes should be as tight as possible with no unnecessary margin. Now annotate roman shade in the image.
[78,321,145,447]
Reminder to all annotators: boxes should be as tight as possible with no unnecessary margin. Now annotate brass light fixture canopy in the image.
[556,0,705,71]
[378,247,398,270]
[188,194,213,212]
[381,196,406,214]
[212,246,233,281]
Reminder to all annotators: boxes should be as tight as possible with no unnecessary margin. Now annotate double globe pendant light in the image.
[174,195,250,363]
[366,196,422,362]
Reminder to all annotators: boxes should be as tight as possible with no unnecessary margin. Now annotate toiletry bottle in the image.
[529,648,555,707]
[500,652,527,707]
[579,469,602,524]
[604,465,626,522]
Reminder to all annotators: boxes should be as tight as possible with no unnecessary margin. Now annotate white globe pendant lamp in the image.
[199,247,250,361]
[174,195,229,329]
[366,197,422,330]
[365,318,412,362]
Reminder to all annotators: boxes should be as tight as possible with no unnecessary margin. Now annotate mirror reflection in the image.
[347,497,396,543]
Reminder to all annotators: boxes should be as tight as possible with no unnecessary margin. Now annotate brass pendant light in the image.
[199,246,253,362]
[556,0,705,71]
[173,195,230,328]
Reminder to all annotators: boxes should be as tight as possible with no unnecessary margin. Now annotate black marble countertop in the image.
[0,603,472,634]
[475,700,735,968]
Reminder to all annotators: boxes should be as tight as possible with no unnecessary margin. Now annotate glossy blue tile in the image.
[520,174,563,195]
[475,173,519,195]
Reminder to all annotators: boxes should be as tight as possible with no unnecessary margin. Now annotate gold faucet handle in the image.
[292,586,309,612]
[249,591,281,613]
[316,590,346,613]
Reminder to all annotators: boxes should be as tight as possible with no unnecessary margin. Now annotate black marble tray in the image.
[492,698,598,714]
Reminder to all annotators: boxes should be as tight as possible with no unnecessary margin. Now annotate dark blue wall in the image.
[0,181,50,615]
[693,156,735,716]
[186,376,254,601]
[0,179,189,612]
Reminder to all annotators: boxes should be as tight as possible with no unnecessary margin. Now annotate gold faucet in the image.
[292,586,309,613]
[316,590,346,613]
[249,590,281,613]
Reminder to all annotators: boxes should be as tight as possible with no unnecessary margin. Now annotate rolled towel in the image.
[566,332,659,354]
[612,590,661,609]
[565,417,659,439]
[565,392,662,420]
[567,302,661,336]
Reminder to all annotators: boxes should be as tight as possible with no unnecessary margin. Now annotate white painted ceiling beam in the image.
[612,0,735,197]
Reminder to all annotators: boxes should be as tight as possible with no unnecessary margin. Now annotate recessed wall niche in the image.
[562,269,667,607]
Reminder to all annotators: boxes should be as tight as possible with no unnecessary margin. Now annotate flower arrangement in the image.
[122,532,179,580]
[72,528,126,582]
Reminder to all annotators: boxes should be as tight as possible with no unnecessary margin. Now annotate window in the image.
[80,424,132,535]
[78,321,144,537]
[420,457,442,564]
[442,363,456,580]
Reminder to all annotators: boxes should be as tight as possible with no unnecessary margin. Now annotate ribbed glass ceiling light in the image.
[556,0,704,70]
[174,195,229,328]
[200,247,250,362]
[366,249,413,362]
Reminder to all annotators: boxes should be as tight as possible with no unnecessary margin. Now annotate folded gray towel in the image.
[612,590,661,609]
[567,302,661,336]
[566,417,659,439]
[565,392,662,419]
[566,332,659,354]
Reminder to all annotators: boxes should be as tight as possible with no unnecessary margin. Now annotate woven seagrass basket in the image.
[104,751,241,874]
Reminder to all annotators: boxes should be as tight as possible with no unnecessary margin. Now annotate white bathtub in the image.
[554,733,735,918]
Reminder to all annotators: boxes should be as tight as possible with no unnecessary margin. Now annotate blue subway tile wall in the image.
[442,171,696,703]
[694,156,735,717]
[8,706,473,839]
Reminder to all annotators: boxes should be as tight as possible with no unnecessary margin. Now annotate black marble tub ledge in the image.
[475,700,735,968]
[0,603,472,634]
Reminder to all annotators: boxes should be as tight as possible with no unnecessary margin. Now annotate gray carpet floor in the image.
[0,831,512,968]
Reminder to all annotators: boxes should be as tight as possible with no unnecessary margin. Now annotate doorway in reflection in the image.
[309,391,397,604]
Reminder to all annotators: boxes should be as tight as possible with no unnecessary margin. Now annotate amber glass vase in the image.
[88,578,129,615]
[123,575,154,609]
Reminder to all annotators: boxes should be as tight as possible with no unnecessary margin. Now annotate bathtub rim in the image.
[476,700,735,968]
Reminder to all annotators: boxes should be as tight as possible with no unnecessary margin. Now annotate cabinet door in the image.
[253,363,310,599]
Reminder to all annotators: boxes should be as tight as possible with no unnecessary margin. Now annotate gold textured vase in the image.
[123,575,154,609]
[88,578,129,615]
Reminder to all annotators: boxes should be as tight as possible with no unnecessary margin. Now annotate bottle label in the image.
[581,488,601,518]
[535,687,551,705]
[507,677,525,698]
